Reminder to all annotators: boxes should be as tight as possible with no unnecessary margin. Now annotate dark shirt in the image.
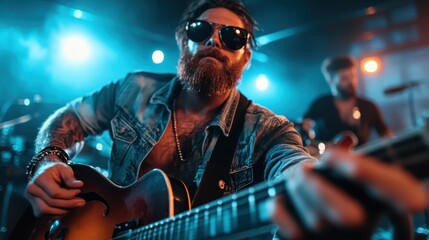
[304,95,390,145]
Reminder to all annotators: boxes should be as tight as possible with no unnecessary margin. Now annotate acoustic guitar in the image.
[11,124,429,239]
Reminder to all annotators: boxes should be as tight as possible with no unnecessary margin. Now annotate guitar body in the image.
[19,164,191,240]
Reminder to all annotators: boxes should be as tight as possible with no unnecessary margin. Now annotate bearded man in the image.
[303,56,393,146]
[23,1,426,239]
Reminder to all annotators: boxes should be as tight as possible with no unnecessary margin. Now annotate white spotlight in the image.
[152,50,164,64]
[60,36,91,62]
[23,99,31,106]
[255,74,269,91]
[73,10,83,19]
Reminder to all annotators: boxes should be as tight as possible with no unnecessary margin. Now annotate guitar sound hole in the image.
[77,192,111,216]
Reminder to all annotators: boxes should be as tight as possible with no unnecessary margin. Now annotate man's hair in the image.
[175,0,258,51]
[321,55,357,79]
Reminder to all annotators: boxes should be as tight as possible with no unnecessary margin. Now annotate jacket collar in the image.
[149,76,240,137]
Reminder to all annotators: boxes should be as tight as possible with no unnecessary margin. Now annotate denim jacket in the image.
[68,72,314,192]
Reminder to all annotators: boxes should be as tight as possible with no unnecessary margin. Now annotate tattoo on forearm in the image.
[35,107,85,157]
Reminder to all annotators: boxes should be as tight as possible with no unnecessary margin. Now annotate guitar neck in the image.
[115,125,429,239]
[114,179,285,239]
[355,125,429,180]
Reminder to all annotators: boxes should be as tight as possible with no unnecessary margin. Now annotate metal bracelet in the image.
[26,146,70,181]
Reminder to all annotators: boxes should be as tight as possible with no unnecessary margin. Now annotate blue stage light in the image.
[255,74,269,91]
[60,35,91,62]
[152,50,164,64]
[73,10,83,19]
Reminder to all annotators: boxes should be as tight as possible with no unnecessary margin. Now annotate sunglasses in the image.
[186,20,249,51]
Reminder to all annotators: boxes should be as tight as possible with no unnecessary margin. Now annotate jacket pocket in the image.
[110,112,138,165]
[230,165,253,192]
[111,112,138,143]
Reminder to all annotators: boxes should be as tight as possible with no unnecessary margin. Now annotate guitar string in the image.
[123,184,284,240]
[113,178,285,239]
[126,193,268,239]
[126,202,272,240]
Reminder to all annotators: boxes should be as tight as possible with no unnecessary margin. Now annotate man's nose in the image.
[205,30,222,48]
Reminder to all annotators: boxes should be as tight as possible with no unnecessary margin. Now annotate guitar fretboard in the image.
[355,127,429,180]
[115,179,286,239]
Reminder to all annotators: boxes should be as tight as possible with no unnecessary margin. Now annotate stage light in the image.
[152,50,164,64]
[352,107,361,120]
[318,142,326,155]
[60,35,91,62]
[366,7,377,15]
[362,58,380,73]
[73,10,83,19]
[255,74,269,91]
[96,143,103,151]
[23,99,30,106]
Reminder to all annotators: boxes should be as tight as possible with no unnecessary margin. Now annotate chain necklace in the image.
[172,100,186,162]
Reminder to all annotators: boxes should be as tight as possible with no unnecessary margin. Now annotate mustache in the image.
[194,49,229,64]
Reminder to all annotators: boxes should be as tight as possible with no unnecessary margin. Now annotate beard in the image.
[177,48,247,97]
[336,85,356,100]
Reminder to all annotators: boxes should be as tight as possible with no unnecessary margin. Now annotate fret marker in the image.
[194,212,199,238]
[259,199,275,221]
[205,209,210,236]
[210,215,216,237]
[248,194,257,223]
[217,206,222,230]
[185,215,190,240]
[232,201,238,228]
[223,208,232,234]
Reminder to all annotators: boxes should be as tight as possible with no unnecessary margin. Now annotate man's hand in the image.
[272,148,428,239]
[25,162,85,217]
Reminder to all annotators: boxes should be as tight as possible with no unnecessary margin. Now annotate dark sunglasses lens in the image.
[187,21,213,42]
[220,27,248,50]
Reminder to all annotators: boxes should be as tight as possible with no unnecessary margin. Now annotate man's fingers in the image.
[302,165,365,227]
[34,174,81,200]
[288,162,365,230]
[323,148,428,212]
[271,197,303,239]
[33,197,70,216]
[59,164,84,189]
[287,163,324,231]
[28,182,85,209]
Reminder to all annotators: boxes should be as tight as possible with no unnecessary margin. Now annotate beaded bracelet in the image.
[26,146,70,181]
